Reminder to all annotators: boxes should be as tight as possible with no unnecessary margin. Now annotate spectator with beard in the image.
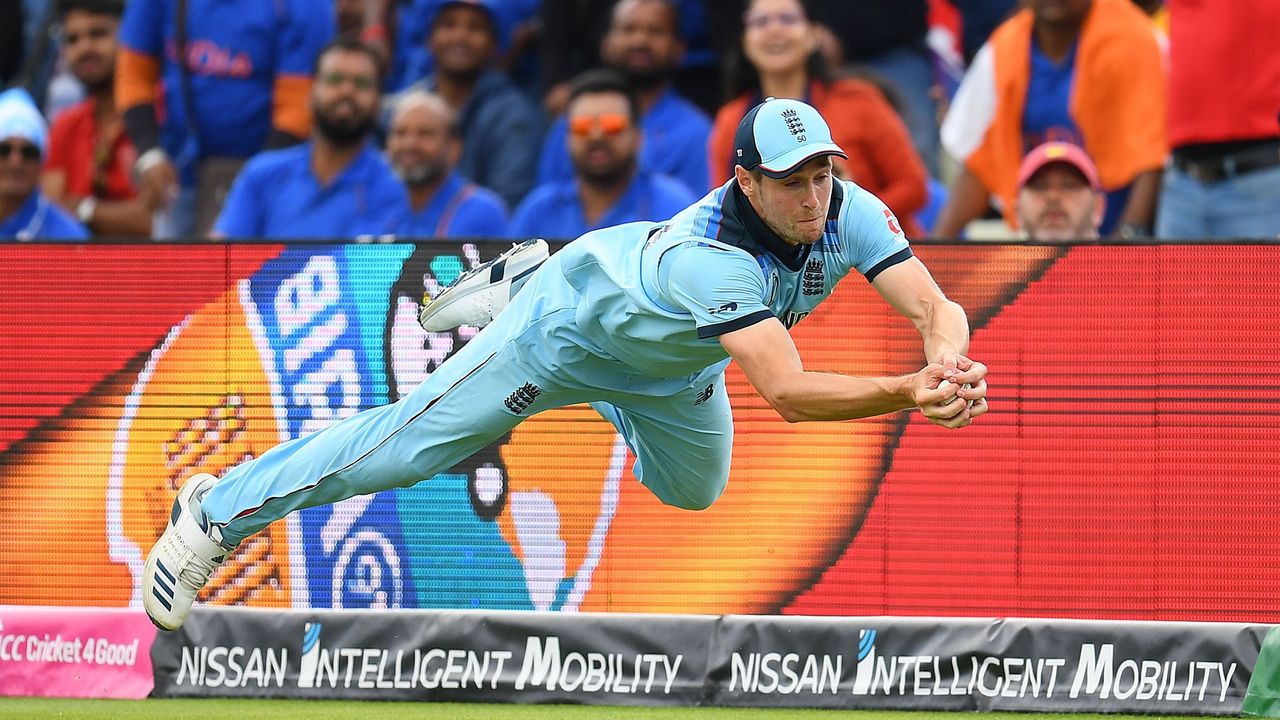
[212,40,409,239]
[0,89,89,241]
[536,0,711,195]
[935,0,1165,239]
[510,69,695,239]
[392,0,543,208]
[1015,141,1103,241]
[389,90,509,238]
[42,0,152,237]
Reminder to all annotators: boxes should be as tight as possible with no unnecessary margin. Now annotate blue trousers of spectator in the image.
[152,186,198,239]
[1156,164,1280,240]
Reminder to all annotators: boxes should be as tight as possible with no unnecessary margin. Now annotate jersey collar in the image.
[719,179,843,272]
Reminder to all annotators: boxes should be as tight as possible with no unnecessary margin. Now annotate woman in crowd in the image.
[708,0,928,236]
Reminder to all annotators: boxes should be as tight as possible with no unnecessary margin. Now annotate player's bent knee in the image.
[659,473,728,511]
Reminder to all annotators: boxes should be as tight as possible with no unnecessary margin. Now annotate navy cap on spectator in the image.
[733,97,845,178]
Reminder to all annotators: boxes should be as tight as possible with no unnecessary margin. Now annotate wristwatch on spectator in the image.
[76,196,98,224]
[1115,223,1150,240]
[133,147,170,177]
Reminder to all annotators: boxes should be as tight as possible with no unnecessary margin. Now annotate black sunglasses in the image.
[0,141,41,161]
[0,141,40,161]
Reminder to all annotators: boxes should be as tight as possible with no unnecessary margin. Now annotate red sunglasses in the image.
[568,113,631,138]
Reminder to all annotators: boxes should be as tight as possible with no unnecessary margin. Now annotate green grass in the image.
[0,699,1218,720]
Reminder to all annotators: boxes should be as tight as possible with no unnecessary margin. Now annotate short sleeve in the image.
[838,182,913,282]
[660,243,773,339]
[119,0,164,55]
[278,0,336,76]
[213,163,265,237]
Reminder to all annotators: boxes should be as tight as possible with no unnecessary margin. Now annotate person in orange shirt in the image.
[42,0,152,237]
[707,0,929,237]
[934,0,1166,240]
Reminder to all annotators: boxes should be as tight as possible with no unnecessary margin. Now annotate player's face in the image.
[61,10,119,91]
[312,50,381,145]
[742,155,833,246]
[387,104,457,187]
[0,137,41,202]
[1016,163,1102,241]
[742,0,815,77]
[601,0,683,88]
[430,5,496,77]
[566,92,639,187]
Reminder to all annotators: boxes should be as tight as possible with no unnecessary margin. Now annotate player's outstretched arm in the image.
[865,253,989,426]
[869,256,971,369]
[720,318,986,426]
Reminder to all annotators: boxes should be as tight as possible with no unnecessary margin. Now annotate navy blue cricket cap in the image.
[733,97,846,178]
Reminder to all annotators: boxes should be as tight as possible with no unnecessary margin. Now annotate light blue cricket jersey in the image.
[520,178,913,379]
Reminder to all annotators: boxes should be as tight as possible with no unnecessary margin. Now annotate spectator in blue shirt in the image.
[511,69,696,240]
[393,0,545,208]
[388,90,509,238]
[117,0,334,238]
[0,89,88,241]
[213,40,410,239]
[537,0,711,195]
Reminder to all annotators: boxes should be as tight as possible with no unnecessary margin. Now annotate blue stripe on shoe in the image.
[156,559,177,585]
[154,572,174,599]
[151,587,173,611]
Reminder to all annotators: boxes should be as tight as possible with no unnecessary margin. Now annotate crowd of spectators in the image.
[1,0,1277,242]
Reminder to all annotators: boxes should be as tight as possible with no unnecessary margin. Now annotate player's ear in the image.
[734,165,756,198]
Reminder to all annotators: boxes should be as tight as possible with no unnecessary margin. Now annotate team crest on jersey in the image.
[802,257,825,296]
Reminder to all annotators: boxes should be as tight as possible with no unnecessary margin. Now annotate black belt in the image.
[1172,140,1280,184]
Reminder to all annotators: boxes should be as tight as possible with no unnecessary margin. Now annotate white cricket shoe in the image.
[142,473,231,631]
[418,238,549,332]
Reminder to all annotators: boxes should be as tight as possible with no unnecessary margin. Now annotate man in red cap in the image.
[1015,141,1104,241]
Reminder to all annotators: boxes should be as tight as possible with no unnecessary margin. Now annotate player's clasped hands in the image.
[911,354,989,429]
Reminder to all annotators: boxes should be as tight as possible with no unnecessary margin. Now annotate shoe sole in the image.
[419,239,548,331]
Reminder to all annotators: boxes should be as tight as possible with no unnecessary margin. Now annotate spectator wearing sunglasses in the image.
[42,0,152,237]
[536,0,712,198]
[212,40,409,239]
[509,69,696,240]
[0,89,89,241]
